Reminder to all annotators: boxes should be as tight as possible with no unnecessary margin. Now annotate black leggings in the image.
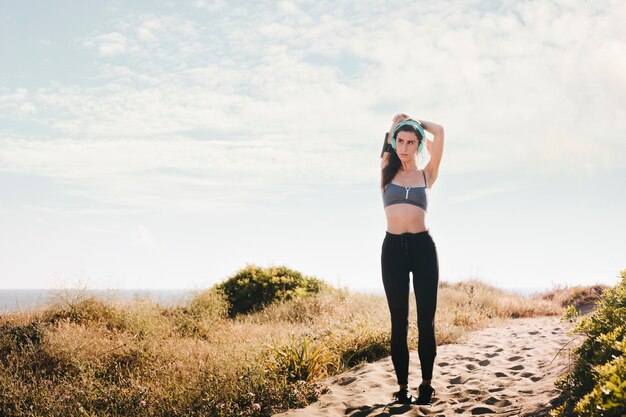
[381,230,439,384]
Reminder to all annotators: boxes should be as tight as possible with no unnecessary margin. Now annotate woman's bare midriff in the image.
[385,204,428,234]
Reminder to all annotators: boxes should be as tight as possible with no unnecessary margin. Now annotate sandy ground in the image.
[274,314,584,417]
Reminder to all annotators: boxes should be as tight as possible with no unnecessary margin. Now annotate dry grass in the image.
[536,283,608,314]
[0,278,592,417]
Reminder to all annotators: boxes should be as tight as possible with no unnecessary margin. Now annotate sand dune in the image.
[274,315,583,417]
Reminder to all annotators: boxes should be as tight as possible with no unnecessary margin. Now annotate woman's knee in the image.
[417,315,435,331]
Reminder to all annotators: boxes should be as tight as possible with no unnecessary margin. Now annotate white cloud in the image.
[277,0,300,14]
[193,0,225,11]
[259,23,295,38]
[137,18,162,41]
[0,134,372,212]
[18,103,36,114]
[2,0,625,213]
[83,32,127,56]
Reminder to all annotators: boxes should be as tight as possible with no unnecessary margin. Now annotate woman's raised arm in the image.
[418,120,444,187]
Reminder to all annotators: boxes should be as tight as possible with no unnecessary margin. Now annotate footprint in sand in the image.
[478,359,490,366]
[485,352,499,358]
[509,364,524,371]
[336,376,357,386]
[466,364,478,370]
[484,396,512,406]
[463,388,485,396]
[507,355,523,361]
[494,372,508,378]
[488,387,505,393]
[528,331,540,335]
[471,406,496,414]
[449,375,470,384]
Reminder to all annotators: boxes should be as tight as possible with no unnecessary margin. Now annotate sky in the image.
[0,0,624,292]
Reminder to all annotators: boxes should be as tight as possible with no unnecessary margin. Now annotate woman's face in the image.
[395,131,420,160]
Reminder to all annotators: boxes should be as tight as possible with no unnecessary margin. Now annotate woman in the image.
[380,113,444,405]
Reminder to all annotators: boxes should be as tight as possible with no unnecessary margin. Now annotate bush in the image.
[0,321,44,355]
[42,295,170,340]
[43,296,119,328]
[215,264,327,317]
[574,339,626,417]
[168,288,229,337]
[551,269,626,417]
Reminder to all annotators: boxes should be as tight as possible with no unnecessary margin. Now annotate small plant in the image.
[269,334,335,383]
[562,304,580,323]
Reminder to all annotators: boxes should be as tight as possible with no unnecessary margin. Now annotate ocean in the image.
[0,286,550,315]
[0,289,195,315]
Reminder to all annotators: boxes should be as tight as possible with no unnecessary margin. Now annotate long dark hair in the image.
[380,124,424,191]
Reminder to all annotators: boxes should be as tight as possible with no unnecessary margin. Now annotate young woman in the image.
[380,113,445,405]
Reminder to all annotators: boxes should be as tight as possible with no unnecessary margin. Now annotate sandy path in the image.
[274,315,584,417]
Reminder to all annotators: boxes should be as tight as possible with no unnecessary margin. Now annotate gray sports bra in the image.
[382,169,428,211]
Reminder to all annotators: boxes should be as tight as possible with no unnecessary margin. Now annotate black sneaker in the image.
[392,387,414,404]
[414,384,435,405]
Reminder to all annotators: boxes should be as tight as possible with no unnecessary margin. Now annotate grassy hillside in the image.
[0,265,606,417]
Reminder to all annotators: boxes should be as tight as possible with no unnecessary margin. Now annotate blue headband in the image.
[392,119,426,153]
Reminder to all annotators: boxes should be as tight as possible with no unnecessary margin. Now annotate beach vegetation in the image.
[551,269,626,417]
[215,264,327,317]
[0,266,583,417]
[541,284,608,315]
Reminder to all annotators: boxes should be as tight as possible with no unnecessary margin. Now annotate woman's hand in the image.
[389,113,409,143]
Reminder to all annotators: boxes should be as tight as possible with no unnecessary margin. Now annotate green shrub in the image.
[574,339,626,417]
[551,269,626,416]
[556,271,626,396]
[216,264,327,317]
